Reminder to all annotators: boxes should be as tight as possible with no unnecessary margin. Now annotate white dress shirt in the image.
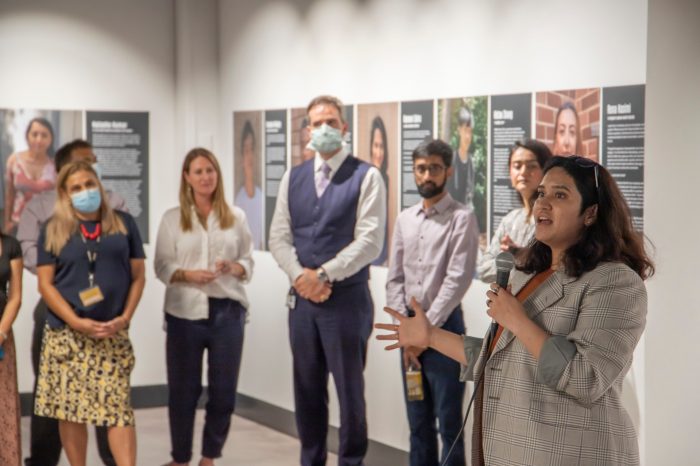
[154,205,254,319]
[268,145,387,282]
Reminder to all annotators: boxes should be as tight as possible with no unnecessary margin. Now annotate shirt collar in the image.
[417,192,454,217]
[190,205,216,229]
[314,143,350,174]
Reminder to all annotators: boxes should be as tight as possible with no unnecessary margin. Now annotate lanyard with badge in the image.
[78,222,105,307]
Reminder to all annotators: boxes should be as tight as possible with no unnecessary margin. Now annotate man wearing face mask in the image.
[385,139,479,466]
[269,95,386,466]
[18,139,127,466]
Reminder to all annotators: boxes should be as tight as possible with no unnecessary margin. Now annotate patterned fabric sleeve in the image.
[460,335,484,382]
[537,263,647,407]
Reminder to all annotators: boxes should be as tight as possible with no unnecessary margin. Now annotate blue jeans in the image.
[166,298,245,463]
[402,307,466,466]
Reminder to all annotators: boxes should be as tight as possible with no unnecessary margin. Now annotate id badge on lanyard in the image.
[78,223,105,307]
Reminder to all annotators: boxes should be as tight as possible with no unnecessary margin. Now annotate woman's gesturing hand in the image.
[375,297,432,351]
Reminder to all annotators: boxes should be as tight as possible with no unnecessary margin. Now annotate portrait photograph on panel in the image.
[535,88,600,161]
[357,102,398,267]
[0,108,82,235]
[233,110,264,250]
[290,107,314,168]
[437,96,488,246]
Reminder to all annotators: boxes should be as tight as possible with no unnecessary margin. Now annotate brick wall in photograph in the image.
[536,88,600,161]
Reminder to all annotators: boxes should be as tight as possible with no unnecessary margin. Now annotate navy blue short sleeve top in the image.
[38,210,146,328]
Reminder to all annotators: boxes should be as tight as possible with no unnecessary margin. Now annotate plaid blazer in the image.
[470,262,646,466]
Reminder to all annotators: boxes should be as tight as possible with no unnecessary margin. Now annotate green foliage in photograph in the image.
[438,96,488,233]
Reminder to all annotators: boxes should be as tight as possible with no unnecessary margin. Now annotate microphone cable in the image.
[439,372,483,466]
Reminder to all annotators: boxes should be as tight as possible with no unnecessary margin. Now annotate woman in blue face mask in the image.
[35,160,146,466]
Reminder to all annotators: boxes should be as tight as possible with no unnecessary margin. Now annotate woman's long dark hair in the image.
[241,120,255,154]
[370,116,388,180]
[518,156,654,279]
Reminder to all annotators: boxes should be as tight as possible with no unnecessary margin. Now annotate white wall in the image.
[175,0,220,156]
[218,0,650,456]
[644,0,700,464]
[0,0,177,391]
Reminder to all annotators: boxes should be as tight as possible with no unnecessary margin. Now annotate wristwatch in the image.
[316,268,329,283]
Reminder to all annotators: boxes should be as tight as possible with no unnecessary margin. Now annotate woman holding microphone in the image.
[377,155,653,465]
[155,148,253,466]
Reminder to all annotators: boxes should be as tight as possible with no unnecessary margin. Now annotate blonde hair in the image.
[179,148,234,231]
[45,161,126,255]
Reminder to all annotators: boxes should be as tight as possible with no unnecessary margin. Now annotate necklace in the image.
[80,223,101,240]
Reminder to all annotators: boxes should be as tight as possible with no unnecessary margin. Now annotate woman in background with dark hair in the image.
[477,139,551,282]
[552,101,582,156]
[377,155,653,465]
[5,117,57,233]
[370,116,389,266]
[234,120,263,250]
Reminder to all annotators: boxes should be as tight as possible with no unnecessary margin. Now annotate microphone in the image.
[489,251,515,342]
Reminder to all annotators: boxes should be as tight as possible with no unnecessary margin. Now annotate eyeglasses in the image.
[570,156,599,191]
[414,164,446,176]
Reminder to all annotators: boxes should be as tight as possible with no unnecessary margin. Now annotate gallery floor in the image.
[20,407,339,465]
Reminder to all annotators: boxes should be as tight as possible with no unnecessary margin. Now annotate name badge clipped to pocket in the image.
[286,287,297,309]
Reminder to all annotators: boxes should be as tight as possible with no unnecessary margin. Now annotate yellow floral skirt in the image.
[34,325,136,427]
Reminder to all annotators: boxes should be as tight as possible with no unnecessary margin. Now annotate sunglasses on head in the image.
[569,155,600,191]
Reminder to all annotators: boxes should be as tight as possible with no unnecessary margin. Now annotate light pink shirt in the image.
[386,193,479,328]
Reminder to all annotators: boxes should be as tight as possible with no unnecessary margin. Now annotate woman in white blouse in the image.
[477,139,551,282]
[155,148,254,466]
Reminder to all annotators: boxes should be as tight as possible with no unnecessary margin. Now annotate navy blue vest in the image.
[288,155,371,287]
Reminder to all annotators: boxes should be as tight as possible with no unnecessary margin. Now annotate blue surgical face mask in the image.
[71,188,102,213]
[308,123,343,154]
[92,162,103,181]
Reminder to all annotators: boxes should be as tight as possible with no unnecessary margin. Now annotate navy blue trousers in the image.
[166,298,245,463]
[289,283,373,466]
[402,307,466,466]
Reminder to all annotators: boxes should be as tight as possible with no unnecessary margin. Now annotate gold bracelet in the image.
[0,330,8,342]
